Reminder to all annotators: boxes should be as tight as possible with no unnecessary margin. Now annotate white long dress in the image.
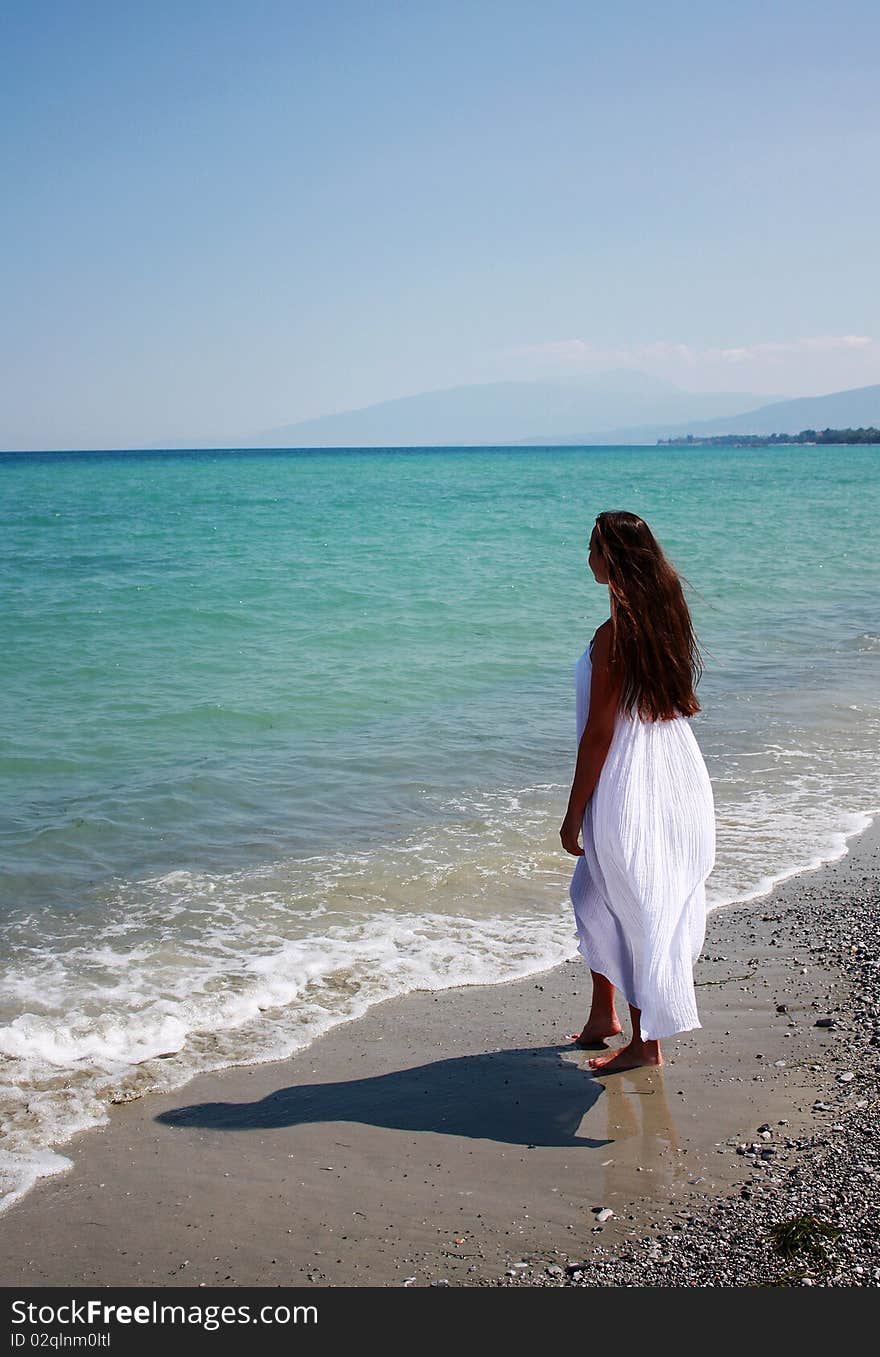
[568,637,716,1040]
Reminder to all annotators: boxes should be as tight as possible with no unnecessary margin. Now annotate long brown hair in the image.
[592,510,703,720]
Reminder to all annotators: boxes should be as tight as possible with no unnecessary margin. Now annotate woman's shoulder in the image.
[587,619,613,665]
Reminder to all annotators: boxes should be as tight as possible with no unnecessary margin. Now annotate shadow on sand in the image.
[155,1044,610,1149]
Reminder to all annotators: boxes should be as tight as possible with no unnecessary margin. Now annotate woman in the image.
[559,511,715,1072]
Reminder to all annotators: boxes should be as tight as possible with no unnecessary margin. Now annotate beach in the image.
[1,819,877,1289]
[5,0,880,1302]
[3,443,879,1215]
[1,446,878,1289]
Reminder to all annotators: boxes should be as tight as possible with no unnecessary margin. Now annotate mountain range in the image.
[182,372,880,449]
[530,381,880,446]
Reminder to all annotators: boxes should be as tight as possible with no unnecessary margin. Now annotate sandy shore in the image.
[1,821,877,1289]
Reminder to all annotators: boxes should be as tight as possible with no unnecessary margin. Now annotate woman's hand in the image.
[559,806,586,857]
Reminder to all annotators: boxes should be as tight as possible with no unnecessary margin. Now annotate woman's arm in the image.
[559,622,622,857]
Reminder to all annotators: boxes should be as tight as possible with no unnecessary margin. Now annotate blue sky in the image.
[2,0,879,448]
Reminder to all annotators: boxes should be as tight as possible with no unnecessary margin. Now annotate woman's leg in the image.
[570,970,622,1046]
[587,1003,662,1070]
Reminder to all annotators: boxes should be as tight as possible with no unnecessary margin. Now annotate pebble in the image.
[487,848,880,1290]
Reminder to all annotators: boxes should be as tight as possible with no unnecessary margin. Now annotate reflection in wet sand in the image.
[604,1070,681,1200]
[572,1064,692,1203]
[603,1070,678,1148]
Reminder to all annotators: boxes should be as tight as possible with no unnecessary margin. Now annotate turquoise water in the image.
[1,444,878,1205]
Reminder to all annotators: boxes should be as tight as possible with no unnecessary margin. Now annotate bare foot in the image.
[569,1021,622,1049]
[587,1039,662,1072]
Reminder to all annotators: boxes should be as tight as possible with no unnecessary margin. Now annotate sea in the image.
[1,443,878,1209]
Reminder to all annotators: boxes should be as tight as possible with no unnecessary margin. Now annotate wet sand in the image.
[0,821,876,1288]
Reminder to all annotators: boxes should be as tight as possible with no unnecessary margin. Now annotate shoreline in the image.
[1,817,878,1288]
[2,808,874,1217]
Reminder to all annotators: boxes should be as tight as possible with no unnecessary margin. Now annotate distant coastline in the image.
[657,426,880,448]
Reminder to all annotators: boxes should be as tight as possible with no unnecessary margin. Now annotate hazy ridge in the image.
[177,373,880,450]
